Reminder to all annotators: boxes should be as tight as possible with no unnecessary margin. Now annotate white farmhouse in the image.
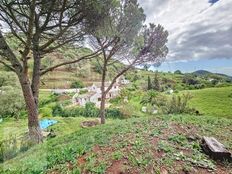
[72,76,130,107]
[73,91,100,106]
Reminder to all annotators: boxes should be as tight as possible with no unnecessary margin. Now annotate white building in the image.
[51,88,80,95]
[72,76,129,107]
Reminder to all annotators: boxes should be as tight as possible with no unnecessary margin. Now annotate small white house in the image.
[73,91,96,106]
[72,76,129,107]
[208,78,215,82]
[72,81,121,107]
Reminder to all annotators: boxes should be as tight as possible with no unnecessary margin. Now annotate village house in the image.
[72,76,129,107]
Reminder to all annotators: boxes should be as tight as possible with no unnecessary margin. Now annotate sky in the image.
[138,0,232,75]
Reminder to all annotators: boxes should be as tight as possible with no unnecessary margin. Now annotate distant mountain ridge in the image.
[192,70,232,80]
[192,70,212,75]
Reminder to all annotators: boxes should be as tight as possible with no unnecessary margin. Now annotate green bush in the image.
[39,94,58,107]
[141,91,194,115]
[52,102,98,117]
[70,80,84,88]
[83,102,99,117]
[0,136,32,163]
[106,108,123,118]
[0,86,25,119]
[228,93,232,98]
[79,89,88,94]
[161,93,193,114]
[52,104,64,116]
[119,104,135,119]
[52,103,124,119]
[40,106,53,117]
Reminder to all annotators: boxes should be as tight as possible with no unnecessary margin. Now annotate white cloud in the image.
[139,0,232,61]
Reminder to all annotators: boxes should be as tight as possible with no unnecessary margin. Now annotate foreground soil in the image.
[47,116,232,174]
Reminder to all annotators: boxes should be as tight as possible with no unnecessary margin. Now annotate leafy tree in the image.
[147,76,152,90]
[90,0,169,124]
[174,70,182,74]
[143,64,150,71]
[0,0,115,143]
[182,75,199,85]
[70,81,84,89]
[140,90,159,106]
[153,72,161,91]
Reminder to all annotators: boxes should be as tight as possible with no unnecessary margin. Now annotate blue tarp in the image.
[39,119,57,129]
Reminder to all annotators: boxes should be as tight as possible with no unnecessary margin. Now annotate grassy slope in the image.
[0,117,95,141]
[188,86,232,119]
[1,115,232,174]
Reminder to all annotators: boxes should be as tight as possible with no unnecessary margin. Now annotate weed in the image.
[112,151,123,160]
[157,141,175,153]
[168,134,188,146]
[150,129,162,137]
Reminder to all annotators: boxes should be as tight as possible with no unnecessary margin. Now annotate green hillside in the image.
[188,86,232,119]
[1,115,232,174]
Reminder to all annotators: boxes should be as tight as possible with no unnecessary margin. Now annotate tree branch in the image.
[0,59,15,72]
[0,31,22,72]
[40,51,101,76]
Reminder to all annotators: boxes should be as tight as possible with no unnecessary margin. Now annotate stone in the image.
[80,119,100,128]
[201,136,232,161]
[42,131,51,138]
[141,106,147,113]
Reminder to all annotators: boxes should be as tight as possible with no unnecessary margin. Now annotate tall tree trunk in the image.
[100,63,107,124]
[31,51,41,107]
[18,74,43,143]
[100,92,106,124]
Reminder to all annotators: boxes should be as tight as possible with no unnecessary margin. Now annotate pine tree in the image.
[153,73,161,91]
[147,76,152,90]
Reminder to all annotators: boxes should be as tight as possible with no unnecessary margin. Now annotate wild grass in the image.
[1,114,231,173]
[187,86,232,118]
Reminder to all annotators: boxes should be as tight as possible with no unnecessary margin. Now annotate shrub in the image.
[53,103,126,119]
[83,102,99,117]
[109,97,121,104]
[0,136,17,163]
[40,106,53,117]
[106,108,123,118]
[0,136,32,163]
[228,92,232,98]
[70,80,84,88]
[52,102,99,117]
[161,93,193,114]
[39,94,58,107]
[182,75,199,85]
[0,86,25,119]
[141,91,194,115]
[119,104,135,119]
[79,89,88,94]
[52,104,64,116]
